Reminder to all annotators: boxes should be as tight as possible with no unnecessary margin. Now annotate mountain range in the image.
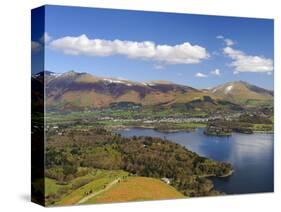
[32,71,273,111]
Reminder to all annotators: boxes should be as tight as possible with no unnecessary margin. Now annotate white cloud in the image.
[216,35,235,46]
[195,72,208,78]
[32,32,52,53]
[211,68,221,76]
[31,41,41,52]
[40,32,52,43]
[223,46,273,74]
[49,34,209,64]
[224,38,234,46]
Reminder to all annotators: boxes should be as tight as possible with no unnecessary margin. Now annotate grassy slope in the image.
[45,178,69,196]
[210,82,273,106]
[46,171,183,206]
[56,170,128,206]
[84,177,184,204]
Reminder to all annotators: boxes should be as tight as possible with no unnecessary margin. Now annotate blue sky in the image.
[32,5,274,89]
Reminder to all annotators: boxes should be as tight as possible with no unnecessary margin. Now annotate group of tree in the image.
[46,128,233,196]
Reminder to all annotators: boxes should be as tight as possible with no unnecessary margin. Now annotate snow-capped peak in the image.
[224,85,233,94]
[50,72,62,77]
[103,78,126,84]
[141,82,155,86]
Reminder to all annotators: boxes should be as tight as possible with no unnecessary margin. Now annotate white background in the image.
[0,0,280,211]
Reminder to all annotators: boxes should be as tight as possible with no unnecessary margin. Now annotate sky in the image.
[32,5,274,89]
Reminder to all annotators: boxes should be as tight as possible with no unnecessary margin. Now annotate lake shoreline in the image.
[198,170,234,179]
[118,127,273,195]
[116,126,273,135]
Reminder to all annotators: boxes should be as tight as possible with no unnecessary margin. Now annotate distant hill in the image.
[32,71,273,111]
[209,81,273,106]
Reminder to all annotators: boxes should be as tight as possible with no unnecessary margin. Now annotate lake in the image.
[118,127,274,195]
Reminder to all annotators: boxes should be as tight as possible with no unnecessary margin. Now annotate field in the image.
[42,169,184,206]
[46,109,208,132]
[84,177,184,204]
[42,169,128,206]
[252,124,273,132]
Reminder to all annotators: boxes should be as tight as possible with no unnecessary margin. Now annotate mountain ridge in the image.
[34,70,273,92]
[32,70,273,111]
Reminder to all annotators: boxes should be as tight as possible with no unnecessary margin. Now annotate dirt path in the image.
[76,178,121,205]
